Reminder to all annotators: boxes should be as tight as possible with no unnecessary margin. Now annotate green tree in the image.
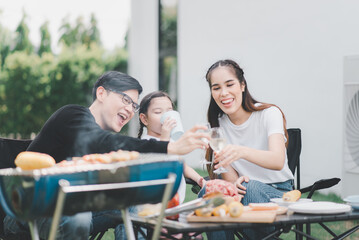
[58,15,101,49]
[160,8,177,54]
[48,44,105,110]
[74,16,86,45]
[38,21,52,56]
[0,12,130,137]
[13,11,33,54]
[83,13,101,48]
[104,47,128,73]
[159,3,177,102]
[58,15,86,48]
[0,52,55,137]
[0,23,13,68]
[58,15,75,47]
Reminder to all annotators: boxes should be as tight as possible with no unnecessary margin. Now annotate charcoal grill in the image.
[0,153,183,240]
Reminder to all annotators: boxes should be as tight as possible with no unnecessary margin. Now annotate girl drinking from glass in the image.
[138,91,205,206]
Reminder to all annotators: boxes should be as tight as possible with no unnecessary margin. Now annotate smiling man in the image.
[4,71,209,240]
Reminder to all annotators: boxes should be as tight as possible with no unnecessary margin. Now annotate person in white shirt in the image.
[138,91,205,205]
[204,59,294,240]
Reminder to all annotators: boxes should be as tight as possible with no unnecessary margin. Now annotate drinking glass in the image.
[199,123,211,165]
[209,127,228,174]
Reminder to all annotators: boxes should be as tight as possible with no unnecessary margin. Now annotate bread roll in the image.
[228,201,244,217]
[282,189,301,202]
[15,151,56,170]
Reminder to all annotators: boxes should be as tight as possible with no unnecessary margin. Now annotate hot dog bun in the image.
[283,189,301,202]
[248,202,279,211]
[15,151,56,170]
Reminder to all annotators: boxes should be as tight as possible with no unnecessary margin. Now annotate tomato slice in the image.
[166,193,180,220]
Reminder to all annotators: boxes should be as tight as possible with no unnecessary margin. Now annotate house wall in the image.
[128,0,159,136]
[177,0,359,195]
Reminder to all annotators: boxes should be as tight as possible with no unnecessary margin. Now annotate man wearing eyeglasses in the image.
[4,71,209,240]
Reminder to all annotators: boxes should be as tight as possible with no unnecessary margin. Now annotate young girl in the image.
[138,91,205,205]
[204,59,294,239]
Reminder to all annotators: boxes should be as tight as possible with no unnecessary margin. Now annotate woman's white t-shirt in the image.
[141,134,186,204]
[218,106,294,183]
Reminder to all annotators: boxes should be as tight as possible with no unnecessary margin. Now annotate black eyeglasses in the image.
[106,88,140,113]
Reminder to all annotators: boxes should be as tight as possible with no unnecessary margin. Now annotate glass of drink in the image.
[199,123,211,165]
[209,127,228,174]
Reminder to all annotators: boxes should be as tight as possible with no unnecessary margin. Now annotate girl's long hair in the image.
[137,91,174,138]
[205,59,288,179]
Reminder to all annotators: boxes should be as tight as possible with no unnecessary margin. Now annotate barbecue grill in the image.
[0,153,183,240]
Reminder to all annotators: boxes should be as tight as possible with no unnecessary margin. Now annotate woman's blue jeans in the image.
[201,179,293,240]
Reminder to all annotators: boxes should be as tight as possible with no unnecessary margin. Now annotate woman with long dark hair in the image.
[204,59,294,239]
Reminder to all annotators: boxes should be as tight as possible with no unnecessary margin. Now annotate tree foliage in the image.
[48,44,105,110]
[0,52,54,137]
[85,13,101,47]
[38,21,52,56]
[58,14,101,49]
[13,12,33,54]
[159,4,177,103]
[0,12,128,138]
[0,23,12,68]
[160,8,177,54]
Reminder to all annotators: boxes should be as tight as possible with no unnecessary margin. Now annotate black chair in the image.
[285,128,340,197]
[0,138,32,238]
[0,138,116,240]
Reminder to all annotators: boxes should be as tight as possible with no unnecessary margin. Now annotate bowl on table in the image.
[343,195,359,210]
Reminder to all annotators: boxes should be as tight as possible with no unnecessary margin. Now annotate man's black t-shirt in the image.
[27,104,168,162]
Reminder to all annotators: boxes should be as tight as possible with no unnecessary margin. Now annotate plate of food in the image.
[270,198,313,207]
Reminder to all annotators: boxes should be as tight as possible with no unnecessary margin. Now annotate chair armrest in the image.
[185,177,198,186]
[299,178,341,199]
[185,177,201,195]
[185,176,211,195]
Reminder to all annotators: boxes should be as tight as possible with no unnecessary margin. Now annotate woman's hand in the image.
[197,177,206,188]
[167,125,210,155]
[213,144,243,168]
[215,133,286,170]
[160,117,177,141]
[235,176,249,195]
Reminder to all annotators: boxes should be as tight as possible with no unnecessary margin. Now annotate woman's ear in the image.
[241,83,246,92]
[139,113,148,126]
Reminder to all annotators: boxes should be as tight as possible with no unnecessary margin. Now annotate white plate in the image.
[288,201,352,214]
[270,198,312,207]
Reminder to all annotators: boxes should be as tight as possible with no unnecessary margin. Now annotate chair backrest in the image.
[0,138,32,236]
[286,128,302,189]
[0,138,32,169]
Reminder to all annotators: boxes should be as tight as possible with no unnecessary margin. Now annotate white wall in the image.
[178,0,359,195]
[128,0,159,137]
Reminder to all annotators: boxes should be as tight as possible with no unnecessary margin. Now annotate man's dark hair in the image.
[92,71,143,101]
